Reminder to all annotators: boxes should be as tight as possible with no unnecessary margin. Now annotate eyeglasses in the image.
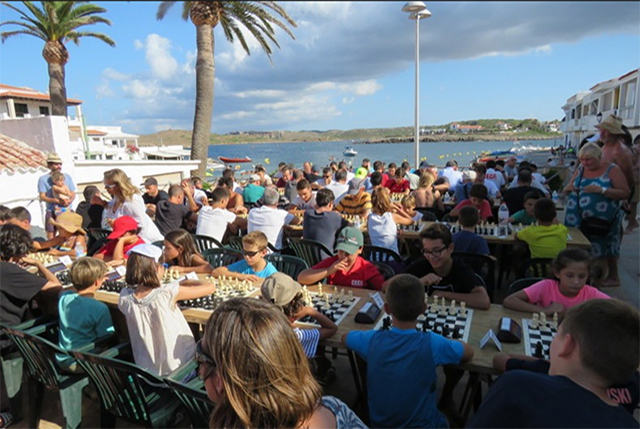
[196,340,216,381]
[242,248,265,257]
[421,246,448,258]
[104,183,117,189]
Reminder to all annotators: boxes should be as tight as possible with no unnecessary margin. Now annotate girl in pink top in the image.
[503,248,610,316]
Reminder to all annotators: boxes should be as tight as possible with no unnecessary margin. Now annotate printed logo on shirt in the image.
[351,280,364,287]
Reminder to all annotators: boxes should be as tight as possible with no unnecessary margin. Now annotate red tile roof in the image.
[0,83,82,105]
[0,133,48,173]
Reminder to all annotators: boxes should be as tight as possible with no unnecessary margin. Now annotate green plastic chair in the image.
[286,238,333,267]
[226,235,244,252]
[193,234,224,253]
[265,254,309,280]
[0,320,88,429]
[369,261,396,281]
[163,361,214,429]
[201,248,243,269]
[70,346,183,428]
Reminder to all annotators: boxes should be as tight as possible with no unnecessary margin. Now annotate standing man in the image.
[38,153,76,239]
[142,177,168,218]
[504,156,519,183]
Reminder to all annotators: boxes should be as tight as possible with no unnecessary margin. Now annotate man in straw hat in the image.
[38,153,77,239]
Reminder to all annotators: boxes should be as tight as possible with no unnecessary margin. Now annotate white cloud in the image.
[144,34,179,81]
[342,97,354,104]
[339,80,382,96]
[234,89,286,99]
[102,68,129,81]
[123,80,159,99]
[133,39,143,50]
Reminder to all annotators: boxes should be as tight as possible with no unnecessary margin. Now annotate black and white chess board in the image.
[397,222,424,233]
[375,303,474,343]
[444,222,514,237]
[297,292,361,328]
[522,318,557,360]
[179,281,257,311]
[100,270,130,293]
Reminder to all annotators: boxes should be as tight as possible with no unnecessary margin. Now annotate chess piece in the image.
[553,312,558,328]
[442,324,450,338]
[534,341,544,358]
[440,297,446,307]
[460,302,467,316]
[540,312,547,327]
[452,328,460,340]
[531,313,539,329]
[382,316,392,330]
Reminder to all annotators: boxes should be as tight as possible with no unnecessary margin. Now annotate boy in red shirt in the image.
[297,227,384,290]
[384,167,411,195]
[449,183,493,221]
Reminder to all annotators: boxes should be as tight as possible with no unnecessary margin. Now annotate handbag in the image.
[575,167,613,238]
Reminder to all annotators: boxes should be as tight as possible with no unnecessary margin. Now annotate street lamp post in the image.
[402,2,431,169]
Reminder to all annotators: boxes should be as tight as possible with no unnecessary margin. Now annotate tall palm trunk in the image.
[48,62,67,117]
[191,23,215,177]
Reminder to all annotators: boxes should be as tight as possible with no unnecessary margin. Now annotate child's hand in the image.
[19,255,39,267]
[420,273,442,287]
[293,306,314,320]
[242,273,260,283]
[107,259,125,267]
[329,257,350,275]
[544,302,564,316]
[119,235,139,245]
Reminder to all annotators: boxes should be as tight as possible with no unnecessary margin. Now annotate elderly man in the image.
[38,153,76,239]
[248,188,301,250]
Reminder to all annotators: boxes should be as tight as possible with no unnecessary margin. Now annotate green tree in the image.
[157,1,296,177]
[0,1,115,116]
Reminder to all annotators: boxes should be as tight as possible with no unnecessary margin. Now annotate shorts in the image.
[45,210,56,233]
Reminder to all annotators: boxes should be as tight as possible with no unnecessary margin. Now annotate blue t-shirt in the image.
[38,172,76,211]
[57,290,114,366]
[226,259,277,278]
[452,230,490,255]
[346,327,464,428]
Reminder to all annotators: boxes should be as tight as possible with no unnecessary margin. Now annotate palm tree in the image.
[157,1,296,177]
[0,1,115,116]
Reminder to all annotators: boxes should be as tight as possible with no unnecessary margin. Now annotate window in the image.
[14,103,29,117]
[39,106,49,116]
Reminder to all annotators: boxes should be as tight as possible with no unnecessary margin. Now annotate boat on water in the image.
[218,156,252,163]
[343,147,357,157]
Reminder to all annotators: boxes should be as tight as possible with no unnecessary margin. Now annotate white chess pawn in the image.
[460,301,467,316]
[553,312,558,328]
[531,313,539,329]
[348,290,353,300]
[540,312,547,326]
[317,283,323,298]
[441,297,446,307]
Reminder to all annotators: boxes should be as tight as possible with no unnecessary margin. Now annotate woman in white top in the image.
[103,169,164,243]
[367,187,414,255]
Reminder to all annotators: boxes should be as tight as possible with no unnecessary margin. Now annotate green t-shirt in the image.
[511,209,536,225]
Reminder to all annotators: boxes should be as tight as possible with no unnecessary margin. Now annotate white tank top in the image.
[367,212,399,254]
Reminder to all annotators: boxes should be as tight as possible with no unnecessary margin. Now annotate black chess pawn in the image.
[421,322,428,333]
[442,324,450,338]
[381,316,392,330]
[534,341,544,358]
[452,328,460,339]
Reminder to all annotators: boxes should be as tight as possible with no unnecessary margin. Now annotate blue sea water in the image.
[207,138,562,174]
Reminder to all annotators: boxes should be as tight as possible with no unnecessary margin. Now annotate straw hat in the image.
[46,153,63,164]
[595,114,624,135]
[50,212,86,235]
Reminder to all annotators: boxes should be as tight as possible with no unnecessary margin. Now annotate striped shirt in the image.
[294,327,320,357]
[336,192,372,215]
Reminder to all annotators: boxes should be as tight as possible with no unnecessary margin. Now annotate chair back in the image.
[362,245,405,265]
[226,235,244,252]
[370,261,395,281]
[163,377,214,428]
[507,277,544,296]
[70,349,180,428]
[193,234,224,253]
[87,237,108,257]
[286,238,333,267]
[519,258,553,278]
[453,252,497,301]
[265,254,309,279]
[201,248,243,269]
[151,240,164,249]
[88,228,111,242]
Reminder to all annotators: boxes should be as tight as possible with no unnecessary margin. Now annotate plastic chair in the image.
[265,254,309,279]
[506,277,544,296]
[0,320,89,429]
[201,248,243,269]
[163,362,213,429]
[370,261,395,280]
[87,237,108,257]
[452,252,498,301]
[151,240,164,249]
[286,238,333,267]
[88,228,111,243]
[519,258,553,278]
[362,245,407,265]
[193,234,224,253]
[226,235,244,252]
[70,347,183,428]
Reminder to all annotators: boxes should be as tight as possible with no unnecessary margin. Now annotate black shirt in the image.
[303,209,349,257]
[404,258,480,295]
[154,200,192,236]
[142,190,169,206]
[76,201,104,229]
[503,185,545,215]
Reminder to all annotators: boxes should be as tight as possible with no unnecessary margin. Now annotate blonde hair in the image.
[203,298,321,428]
[578,142,603,160]
[164,229,201,267]
[71,257,108,291]
[371,187,393,215]
[51,171,65,184]
[103,168,140,201]
[242,231,269,250]
[401,194,416,210]
[418,172,435,189]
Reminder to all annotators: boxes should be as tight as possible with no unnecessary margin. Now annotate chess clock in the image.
[497,317,522,343]
[355,301,382,324]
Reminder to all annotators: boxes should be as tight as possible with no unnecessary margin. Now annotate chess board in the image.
[397,222,425,233]
[522,318,557,360]
[297,292,361,328]
[100,270,130,294]
[445,222,514,237]
[45,261,73,286]
[179,277,257,311]
[375,302,474,343]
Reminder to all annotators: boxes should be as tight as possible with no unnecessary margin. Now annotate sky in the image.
[0,1,638,135]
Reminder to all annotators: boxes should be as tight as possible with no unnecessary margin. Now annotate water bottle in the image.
[75,241,86,258]
[444,192,451,204]
[552,190,558,202]
[498,203,509,236]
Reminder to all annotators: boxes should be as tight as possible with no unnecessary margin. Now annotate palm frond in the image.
[1,28,45,43]
[66,31,115,47]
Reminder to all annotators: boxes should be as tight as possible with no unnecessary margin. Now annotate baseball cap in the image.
[249,174,261,182]
[335,227,364,255]
[261,272,302,306]
[142,177,158,187]
[347,177,366,195]
[127,243,162,262]
[462,171,477,181]
[419,160,431,169]
[107,215,139,239]
[445,160,458,167]
[50,211,86,235]
[46,153,63,164]
[355,167,368,179]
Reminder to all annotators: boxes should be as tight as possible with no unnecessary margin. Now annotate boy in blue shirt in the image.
[342,274,473,428]
[58,257,115,372]
[452,206,490,255]
[210,231,277,282]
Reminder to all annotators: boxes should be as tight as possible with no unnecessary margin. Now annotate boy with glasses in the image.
[210,231,277,282]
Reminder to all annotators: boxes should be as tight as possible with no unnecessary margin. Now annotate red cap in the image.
[107,216,139,239]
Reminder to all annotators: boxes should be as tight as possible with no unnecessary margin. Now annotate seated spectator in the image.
[248,188,301,250]
[313,167,334,189]
[439,160,463,191]
[452,206,490,255]
[453,170,476,204]
[221,168,244,195]
[242,174,265,205]
[254,164,273,187]
[93,215,145,267]
[195,187,246,244]
[303,188,349,257]
[508,163,550,197]
[473,164,501,200]
[297,227,385,290]
[402,161,420,190]
[289,179,317,211]
[75,185,105,229]
[413,172,442,209]
[6,206,66,251]
[484,160,506,192]
[142,177,169,218]
[342,274,473,428]
[469,299,639,428]
[181,178,208,208]
[211,231,277,281]
[385,167,411,195]
[507,191,541,225]
[338,161,355,183]
[48,211,88,257]
[503,168,545,215]
[516,198,567,259]
[335,176,372,218]
[217,176,245,213]
[284,168,303,204]
[275,163,293,188]
[504,156,519,182]
[324,169,349,204]
[154,184,199,236]
[163,229,213,274]
[449,183,493,222]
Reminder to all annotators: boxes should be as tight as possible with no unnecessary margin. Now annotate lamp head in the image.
[409,9,432,20]
[402,1,427,13]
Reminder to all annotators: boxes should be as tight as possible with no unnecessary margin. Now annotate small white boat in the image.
[343,146,357,157]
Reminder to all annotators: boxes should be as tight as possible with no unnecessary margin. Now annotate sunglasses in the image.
[242,248,265,257]
[196,340,216,381]
[421,246,448,258]
[104,183,117,189]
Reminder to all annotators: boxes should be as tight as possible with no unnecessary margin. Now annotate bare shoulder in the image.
[303,404,336,429]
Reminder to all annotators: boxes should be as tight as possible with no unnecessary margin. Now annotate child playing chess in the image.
[93,215,145,267]
[515,197,567,259]
[47,211,88,257]
[49,171,75,216]
[342,274,473,428]
[470,299,639,428]
[503,248,610,316]
[401,194,423,222]
[260,272,337,358]
[448,183,493,222]
[118,244,216,376]
[507,191,540,225]
[451,206,490,255]
[210,231,277,282]
[162,229,212,274]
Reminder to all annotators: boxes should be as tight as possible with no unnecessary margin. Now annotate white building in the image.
[560,68,639,147]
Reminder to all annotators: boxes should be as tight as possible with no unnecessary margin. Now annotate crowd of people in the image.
[0,114,638,428]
